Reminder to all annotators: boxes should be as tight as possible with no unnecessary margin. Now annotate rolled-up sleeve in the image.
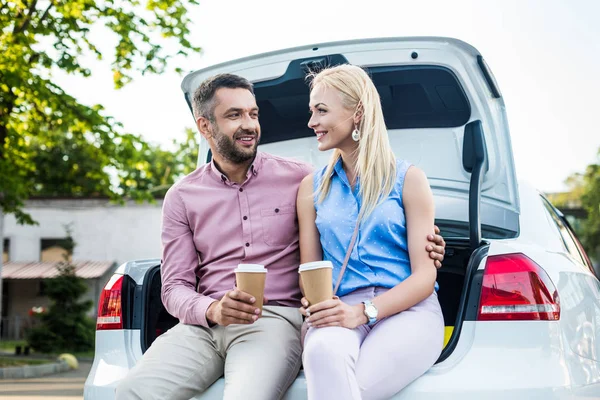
[160,185,217,327]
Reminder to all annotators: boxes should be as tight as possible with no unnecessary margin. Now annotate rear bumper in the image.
[184,372,577,400]
[84,330,141,400]
[388,321,599,400]
[85,384,117,400]
[85,323,600,400]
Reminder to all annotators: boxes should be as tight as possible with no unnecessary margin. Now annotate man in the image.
[116,74,446,400]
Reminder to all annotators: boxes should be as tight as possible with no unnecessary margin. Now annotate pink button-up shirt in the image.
[160,151,313,327]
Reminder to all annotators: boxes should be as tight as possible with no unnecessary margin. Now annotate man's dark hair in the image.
[192,74,254,121]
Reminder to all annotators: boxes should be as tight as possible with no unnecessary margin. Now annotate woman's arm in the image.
[305,166,438,328]
[296,174,323,294]
[305,167,438,328]
[369,166,437,319]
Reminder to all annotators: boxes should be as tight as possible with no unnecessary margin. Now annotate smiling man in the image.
[115,73,446,400]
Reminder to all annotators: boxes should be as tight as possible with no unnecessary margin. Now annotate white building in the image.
[1,198,163,339]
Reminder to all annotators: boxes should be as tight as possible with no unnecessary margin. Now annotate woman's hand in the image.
[300,297,367,329]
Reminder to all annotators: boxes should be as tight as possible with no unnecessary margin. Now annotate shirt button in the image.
[275,208,279,213]
[239,188,244,192]
[245,242,250,247]
[243,216,248,220]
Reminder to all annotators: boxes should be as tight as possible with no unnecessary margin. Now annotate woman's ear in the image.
[353,103,364,125]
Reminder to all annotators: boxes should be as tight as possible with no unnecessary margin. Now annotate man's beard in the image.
[212,124,260,164]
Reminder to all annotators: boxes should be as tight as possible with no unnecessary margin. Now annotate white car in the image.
[84,37,600,399]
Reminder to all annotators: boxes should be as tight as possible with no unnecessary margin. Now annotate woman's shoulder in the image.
[300,172,315,188]
[311,163,331,187]
[403,164,427,184]
[395,158,412,171]
[393,160,431,205]
[394,158,414,187]
[402,165,433,209]
[297,172,316,208]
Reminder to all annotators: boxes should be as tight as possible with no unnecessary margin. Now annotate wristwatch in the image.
[362,300,378,326]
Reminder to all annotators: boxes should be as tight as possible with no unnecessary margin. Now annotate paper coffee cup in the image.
[299,261,333,306]
[235,264,267,314]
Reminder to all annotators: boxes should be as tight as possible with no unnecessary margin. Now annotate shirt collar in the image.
[209,151,262,185]
[331,157,359,192]
[332,157,344,178]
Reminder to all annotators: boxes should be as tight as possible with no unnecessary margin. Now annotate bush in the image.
[26,232,95,353]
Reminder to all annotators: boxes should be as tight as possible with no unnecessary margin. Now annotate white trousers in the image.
[303,288,444,400]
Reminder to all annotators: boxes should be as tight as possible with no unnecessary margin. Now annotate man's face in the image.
[206,88,261,164]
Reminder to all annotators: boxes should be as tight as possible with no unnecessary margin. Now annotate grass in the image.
[0,340,26,354]
[0,340,94,359]
[70,350,94,359]
[0,357,52,367]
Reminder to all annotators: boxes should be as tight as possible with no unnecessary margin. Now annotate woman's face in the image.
[308,83,356,152]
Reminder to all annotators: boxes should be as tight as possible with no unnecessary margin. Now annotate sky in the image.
[53,0,600,193]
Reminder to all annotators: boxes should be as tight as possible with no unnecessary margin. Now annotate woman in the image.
[297,64,445,400]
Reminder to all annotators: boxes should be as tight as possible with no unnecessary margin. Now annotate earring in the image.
[352,128,360,142]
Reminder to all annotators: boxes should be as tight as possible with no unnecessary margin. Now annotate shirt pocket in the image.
[260,205,297,247]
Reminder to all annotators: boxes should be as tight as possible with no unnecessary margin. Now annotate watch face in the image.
[365,304,378,318]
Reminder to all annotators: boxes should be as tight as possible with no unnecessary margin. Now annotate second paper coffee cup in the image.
[235,264,267,314]
[299,261,333,306]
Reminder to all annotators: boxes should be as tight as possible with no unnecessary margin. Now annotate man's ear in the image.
[196,116,212,140]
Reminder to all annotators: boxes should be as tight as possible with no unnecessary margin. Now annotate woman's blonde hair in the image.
[309,64,396,222]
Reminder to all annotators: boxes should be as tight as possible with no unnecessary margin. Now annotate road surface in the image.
[0,361,92,400]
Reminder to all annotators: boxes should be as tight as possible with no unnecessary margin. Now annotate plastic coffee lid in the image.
[235,264,267,273]
[298,260,333,273]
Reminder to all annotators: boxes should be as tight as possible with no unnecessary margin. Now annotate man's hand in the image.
[426,225,446,269]
[206,289,260,326]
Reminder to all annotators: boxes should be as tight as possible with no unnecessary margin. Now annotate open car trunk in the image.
[138,37,521,364]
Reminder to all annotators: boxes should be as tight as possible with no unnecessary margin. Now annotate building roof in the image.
[1,261,117,279]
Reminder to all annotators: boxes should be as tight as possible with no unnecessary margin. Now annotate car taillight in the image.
[97,274,124,330]
[477,253,560,321]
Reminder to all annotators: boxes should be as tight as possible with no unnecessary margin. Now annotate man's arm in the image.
[160,186,217,328]
[161,185,261,327]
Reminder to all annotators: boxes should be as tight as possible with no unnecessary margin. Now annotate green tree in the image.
[26,226,95,353]
[579,149,600,260]
[111,127,199,198]
[26,127,199,199]
[550,148,600,261]
[0,0,201,223]
[546,174,586,210]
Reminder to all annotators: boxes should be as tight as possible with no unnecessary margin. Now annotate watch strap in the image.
[362,300,377,326]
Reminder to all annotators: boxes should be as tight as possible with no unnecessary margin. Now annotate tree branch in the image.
[13,0,39,35]
[37,1,54,27]
[27,52,40,66]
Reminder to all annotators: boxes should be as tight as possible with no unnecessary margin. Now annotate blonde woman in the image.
[297,65,445,400]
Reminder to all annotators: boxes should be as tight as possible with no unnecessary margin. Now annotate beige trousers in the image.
[115,306,303,400]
